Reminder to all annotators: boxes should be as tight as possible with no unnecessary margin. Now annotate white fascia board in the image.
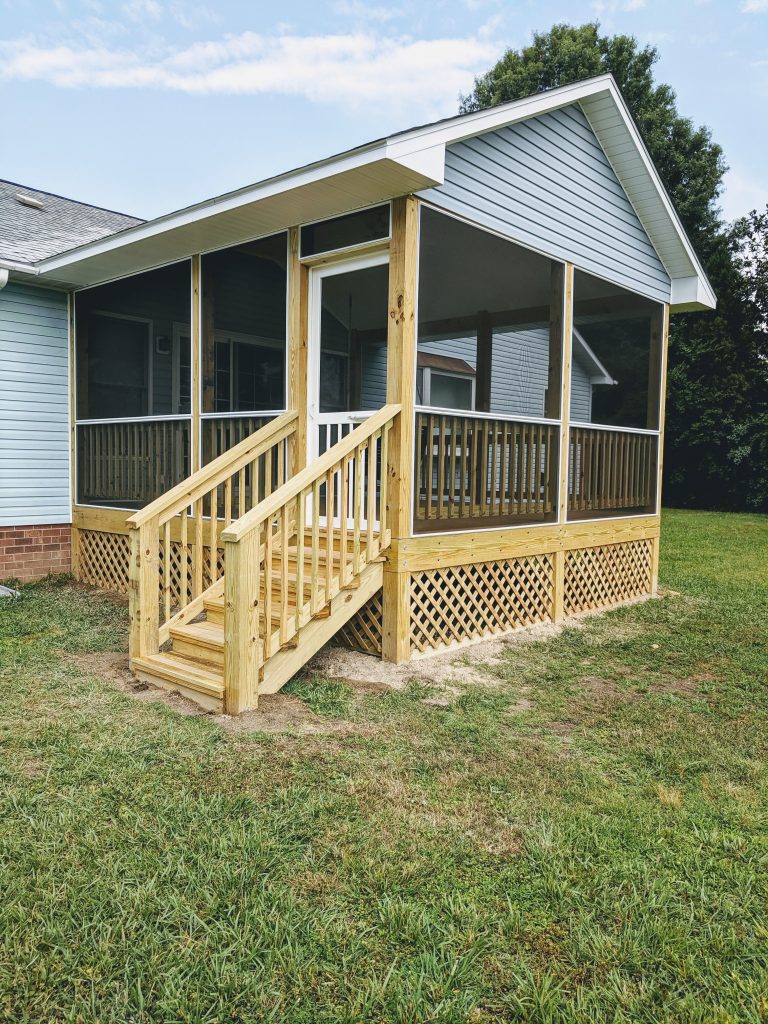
[669,275,717,312]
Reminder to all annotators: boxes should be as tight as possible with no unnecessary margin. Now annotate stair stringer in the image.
[258,559,385,697]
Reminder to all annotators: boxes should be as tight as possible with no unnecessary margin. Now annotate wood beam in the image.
[382,195,419,664]
[651,303,670,593]
[287,226,309,476]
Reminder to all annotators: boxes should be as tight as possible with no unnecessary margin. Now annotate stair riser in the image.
[171,636,225,669]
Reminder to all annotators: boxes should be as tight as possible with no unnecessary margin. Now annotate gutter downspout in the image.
[0,268,9,290]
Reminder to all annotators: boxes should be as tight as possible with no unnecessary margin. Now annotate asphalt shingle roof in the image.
[0,180,142,265]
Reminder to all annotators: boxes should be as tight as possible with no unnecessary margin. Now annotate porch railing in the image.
[221,404,399,712]
[77,418,190,508]
[202,413,278,465]
[413,409,559,531]
[568,425,658,517]
[127,411,298,659]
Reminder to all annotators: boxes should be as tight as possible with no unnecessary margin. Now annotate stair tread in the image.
[134,652,224,692]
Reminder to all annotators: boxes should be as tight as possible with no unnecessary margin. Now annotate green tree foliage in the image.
[461,23,768,511]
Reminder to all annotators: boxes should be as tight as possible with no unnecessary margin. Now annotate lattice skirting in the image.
[564,539,653,615]
[77,528,224,602]
[78,529,130,593]
[337,589,383,656]
[410,556,554,654]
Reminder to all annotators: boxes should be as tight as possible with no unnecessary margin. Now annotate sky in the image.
[0,0,766,225]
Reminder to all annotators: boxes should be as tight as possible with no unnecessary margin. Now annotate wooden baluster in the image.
[479,419,489,517]
[353,445,362,575]
[295,494,305,632]
[280,506,289,646]
[366,439,375,559]
[193,497,203,598]
[340,455,350,585]
[180,507,188,608]
[238,467,246,519]
[210,484,219,584]
[265,447,273,501]
[225,476,232,528]
[379,422,389,544]
[264,514,273,655]
[311,478,321,614]
[436,417,446,520]
[163,519,171,623]
[327,466,335,595]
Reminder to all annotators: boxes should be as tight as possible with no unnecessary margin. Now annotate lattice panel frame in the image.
[564,539,653,615]
[338,589,383,656]
[78,530,130,593]
[410,556,554,654]
[78,529,224,605]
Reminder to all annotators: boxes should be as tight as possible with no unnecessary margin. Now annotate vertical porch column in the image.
[287,226,309,477]
[650,303,670,593]
[475,311,492,413]
[551,262,574,623]
[382,195,419,663]
[190,254,202,474]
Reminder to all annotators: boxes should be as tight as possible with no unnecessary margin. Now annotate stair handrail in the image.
[221,404,400,545]
[220,403,401,714]
[128,410,299,529]
[127,410,299,666]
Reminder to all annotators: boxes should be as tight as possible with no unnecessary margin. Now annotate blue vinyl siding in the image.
[421,104,671,304]
[0,282,70,526]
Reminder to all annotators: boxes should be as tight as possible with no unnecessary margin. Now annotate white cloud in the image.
[721,168,768,221]
[0,30,498,114]
[741,0,768,11]
[333,0,403,22]
[592,0,646,13]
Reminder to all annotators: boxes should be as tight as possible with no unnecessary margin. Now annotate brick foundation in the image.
[0,524,72,583]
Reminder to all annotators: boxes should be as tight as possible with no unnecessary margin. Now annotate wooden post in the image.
[552,262,574,623]
[287,226,309,477]
[224,530,261,713]
[382,195,418,664]
[191,254,202,473]
[651,303,670,593]
[128,523,159,661]
[475,311,492,413]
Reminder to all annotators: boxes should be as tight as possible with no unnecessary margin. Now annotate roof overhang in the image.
[31,74,714,311]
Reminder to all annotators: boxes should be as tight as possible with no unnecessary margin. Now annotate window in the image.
[417,207,563,419]
[301,204,390,258]
[202,233,288,415]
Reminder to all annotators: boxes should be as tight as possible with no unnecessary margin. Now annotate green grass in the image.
[1,509,767,1023]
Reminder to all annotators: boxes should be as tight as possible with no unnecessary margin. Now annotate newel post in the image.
[223,530,261,714]
[128,522,159,662]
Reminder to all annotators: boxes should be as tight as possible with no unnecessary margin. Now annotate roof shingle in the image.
[0,180,142,265]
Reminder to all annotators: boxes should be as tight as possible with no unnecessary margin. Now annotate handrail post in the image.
[224,530,261,713]
[128,521,159,661]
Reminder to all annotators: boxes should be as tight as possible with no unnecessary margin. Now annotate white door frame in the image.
[306,250,390,465]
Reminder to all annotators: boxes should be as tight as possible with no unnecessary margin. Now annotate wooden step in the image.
[203,595,302,631]
[132,652,224,712]
[170,620,228,669]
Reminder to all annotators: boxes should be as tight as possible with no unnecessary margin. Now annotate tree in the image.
[462,23,768,511]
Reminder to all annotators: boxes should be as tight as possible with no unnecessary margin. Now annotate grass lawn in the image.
[1,508,767,1023]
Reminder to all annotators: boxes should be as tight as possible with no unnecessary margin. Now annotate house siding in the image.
[421,104,671,304]
[417,328,594,420]
[0,281,71,528]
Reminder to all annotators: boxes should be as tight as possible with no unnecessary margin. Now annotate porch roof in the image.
[17,75,714,311]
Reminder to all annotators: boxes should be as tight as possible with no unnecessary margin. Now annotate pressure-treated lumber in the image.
[287,226,309,475]
[381,195,418,664]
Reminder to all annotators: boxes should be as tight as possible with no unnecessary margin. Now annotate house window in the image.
[416,354,476,410]
[212,334,285,412]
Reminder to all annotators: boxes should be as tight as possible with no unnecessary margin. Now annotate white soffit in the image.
[33,74,714,309]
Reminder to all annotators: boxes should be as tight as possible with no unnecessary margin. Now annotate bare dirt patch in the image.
[305,621,564,699]
[65,650,372,736]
